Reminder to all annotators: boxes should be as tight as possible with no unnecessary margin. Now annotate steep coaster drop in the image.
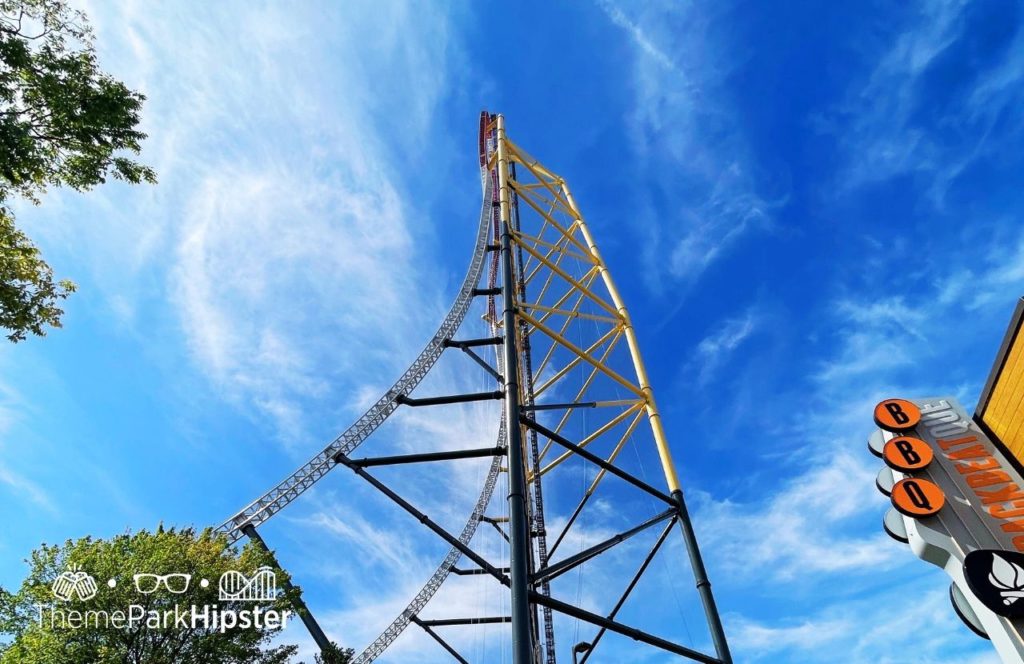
[216,112,732,664]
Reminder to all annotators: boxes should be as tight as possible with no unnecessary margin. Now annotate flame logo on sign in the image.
[989,554,1024,605]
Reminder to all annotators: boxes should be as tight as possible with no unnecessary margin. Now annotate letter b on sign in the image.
[874,398,921,433]
[887,403,909,424]
[883,437,934,472]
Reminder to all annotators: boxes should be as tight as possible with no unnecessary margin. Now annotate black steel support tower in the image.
[497,115,537,664]
[216,110,734,664]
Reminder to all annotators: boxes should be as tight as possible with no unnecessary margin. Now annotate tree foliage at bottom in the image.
[0,527,305,664]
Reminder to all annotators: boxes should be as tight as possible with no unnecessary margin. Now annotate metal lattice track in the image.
[352,416,507,663]
[216,169,495,544]
[354,130,505,661]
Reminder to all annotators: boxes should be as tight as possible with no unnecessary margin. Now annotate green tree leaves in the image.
[0,208,74,341]
[0,0,155,342]
[0,527,300,664]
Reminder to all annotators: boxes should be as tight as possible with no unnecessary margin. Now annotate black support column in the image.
[496,113,536,664]
[242,524,332,654]
[672,490,732,664]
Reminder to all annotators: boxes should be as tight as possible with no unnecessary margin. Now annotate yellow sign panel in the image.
[978,298,1024,464]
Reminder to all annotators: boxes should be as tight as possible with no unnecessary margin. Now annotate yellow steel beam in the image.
[519,309,644,399]
[527,268,599,341]
[524,230,571,287]
[559,179,682,494]
[519,215,553,277]
[510,178,577,228]
[535,326,620,397]
[534,289,590,377]
[515,229,593,264]
[509,180,593,258]
[536,402,644,477]
[515,239,620,318]
[580,409,646,491]
[591,399,641,408]
[517,301,619,325]
[510,172,565,219]
[523,221,561,292]
[513,187,592,260]
[522,217,581,292]
[532,407,646,490]
[505,139,574,214]
[537,334,628,463]
[525,252,592,340]
[516,182,554,191]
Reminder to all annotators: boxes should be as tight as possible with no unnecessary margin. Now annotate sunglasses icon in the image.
[133,573,192,594]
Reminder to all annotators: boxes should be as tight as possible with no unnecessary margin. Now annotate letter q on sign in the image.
[891,478,945,518]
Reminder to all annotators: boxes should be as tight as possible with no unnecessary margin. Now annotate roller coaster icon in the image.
[218,566,277,602]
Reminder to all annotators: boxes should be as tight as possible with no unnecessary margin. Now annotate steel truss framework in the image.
[215,112,732,664]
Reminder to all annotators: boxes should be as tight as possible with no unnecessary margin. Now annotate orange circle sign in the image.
[891,478,945,517]
[883,436,934,472]
[874,398,921,432]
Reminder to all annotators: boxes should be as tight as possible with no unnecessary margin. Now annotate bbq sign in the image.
[871,396,1024,553]
[870,395,1024,661]
[864,300,1024,663]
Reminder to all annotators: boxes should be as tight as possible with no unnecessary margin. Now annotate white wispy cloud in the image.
[730,615,851,655]
[819,0,960,193]
[0,363,56,514]
[729,585,999,663]
[945,229,1024,311]
[814,224,1024,402]
[0,373,22,436]
[302,510,423,574]
[665,170,773,283]
[598,0,775,289]
[172,162,419,444]
[60,1,463,444]
[695,451,898,582]
[689,308,760,386]
[825,0,1024,205]
[815,296,927,384]
[0,465,57,515]
[596,0,678,72]
[695,219,1024,659]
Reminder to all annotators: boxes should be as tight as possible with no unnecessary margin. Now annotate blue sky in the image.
[3,0,1024,662]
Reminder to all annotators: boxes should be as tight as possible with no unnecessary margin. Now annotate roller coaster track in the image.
[216,166,496,545]
[213,111,733,664]
[351,417,507,663]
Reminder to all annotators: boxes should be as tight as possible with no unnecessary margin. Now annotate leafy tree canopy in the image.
[0,0,155,341]
[0,527,302,664]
